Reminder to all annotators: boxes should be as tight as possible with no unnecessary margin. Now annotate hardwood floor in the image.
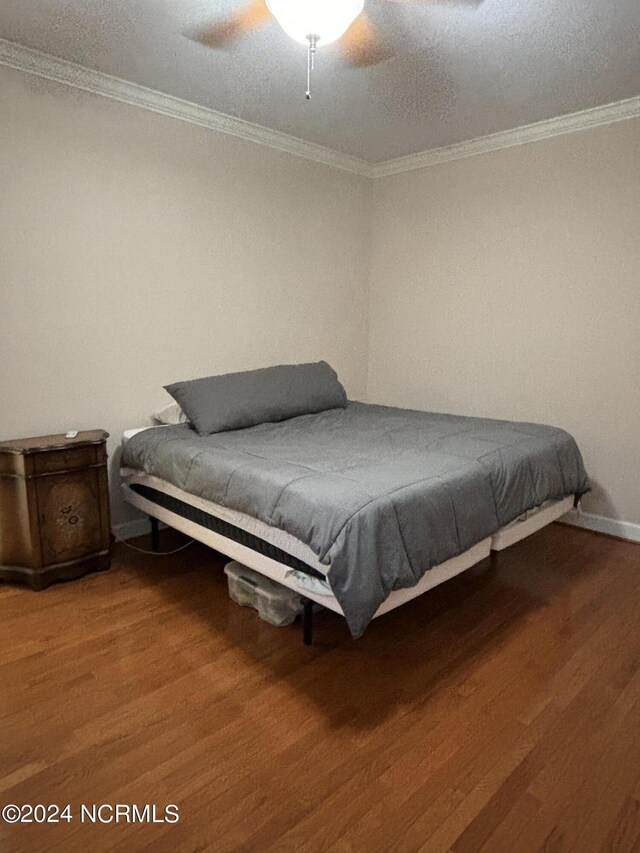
[1,523,640,853]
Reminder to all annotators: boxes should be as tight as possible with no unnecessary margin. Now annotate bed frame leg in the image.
[150,516,160,552]
[302,598,314,646]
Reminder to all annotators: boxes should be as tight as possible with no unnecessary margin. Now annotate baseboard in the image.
[113,517,166,542]
[559,510,640,544]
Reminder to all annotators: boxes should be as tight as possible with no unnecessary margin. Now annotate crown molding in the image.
[0,38,373,178]
[2,37,639,181]
[373,94,640,177]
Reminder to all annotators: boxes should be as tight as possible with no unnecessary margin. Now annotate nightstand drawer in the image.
[32,445,97,475]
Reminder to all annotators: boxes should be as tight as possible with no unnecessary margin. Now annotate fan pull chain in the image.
[306,35,318,100]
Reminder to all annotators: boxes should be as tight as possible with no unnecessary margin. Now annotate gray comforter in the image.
[122,402,589,636]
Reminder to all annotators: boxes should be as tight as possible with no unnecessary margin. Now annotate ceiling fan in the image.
[189,0,477,99]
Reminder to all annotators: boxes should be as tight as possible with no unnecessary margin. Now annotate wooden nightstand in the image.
[0,430,112,590]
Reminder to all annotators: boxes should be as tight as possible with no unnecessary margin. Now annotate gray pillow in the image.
[164,361,347,435]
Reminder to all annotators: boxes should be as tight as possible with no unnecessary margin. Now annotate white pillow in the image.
[151,402,190,425]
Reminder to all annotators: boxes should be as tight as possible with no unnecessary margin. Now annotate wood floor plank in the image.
[1,524,639,852]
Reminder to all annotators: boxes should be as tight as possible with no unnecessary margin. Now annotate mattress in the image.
[121,468,328,575]
[121,468,492,618]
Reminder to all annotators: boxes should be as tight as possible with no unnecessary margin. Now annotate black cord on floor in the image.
[113,534,196,556]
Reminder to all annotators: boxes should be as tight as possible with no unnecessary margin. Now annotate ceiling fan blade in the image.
[189,0,271,48]
[339,14,393,68]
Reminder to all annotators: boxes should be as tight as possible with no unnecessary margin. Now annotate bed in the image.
[120,397,588,643]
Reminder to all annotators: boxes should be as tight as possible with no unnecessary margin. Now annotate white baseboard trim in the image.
[559,510,640,544]
[113,517,166,542]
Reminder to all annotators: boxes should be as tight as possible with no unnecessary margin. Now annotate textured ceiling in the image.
[1,0,639,163]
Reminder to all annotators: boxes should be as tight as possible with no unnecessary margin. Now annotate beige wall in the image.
[2,61,638,533]
[368,118,640,525]
[0,66,371,526]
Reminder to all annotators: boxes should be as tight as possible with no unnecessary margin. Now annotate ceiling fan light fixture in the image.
[265,0,364,46]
